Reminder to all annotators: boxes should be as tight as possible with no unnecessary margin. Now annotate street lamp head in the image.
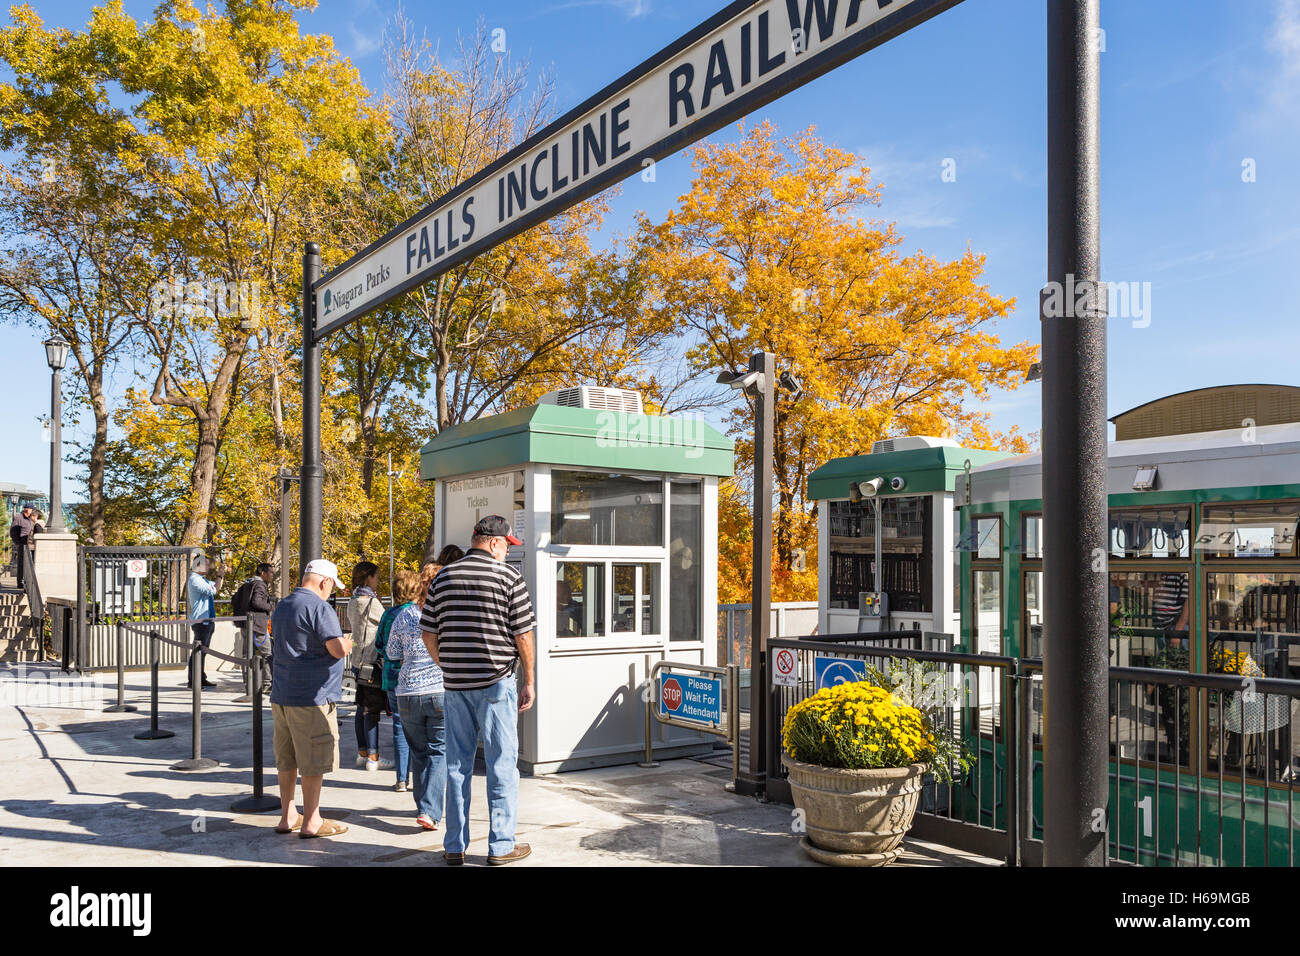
[44,336,68,371]
[716,368,764,393]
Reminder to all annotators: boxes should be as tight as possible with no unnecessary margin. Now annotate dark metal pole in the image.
[47,364,65,532]
[279,468,296,599]
[134,629,174,740]
[300,241,323,570]
[230,636,278,812]
[736,350,774,797]
[1042,0,1108,867]
[173,644,218,770]
[104,619,137,713]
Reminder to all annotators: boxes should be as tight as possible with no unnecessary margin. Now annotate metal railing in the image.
[77,546,194,672]
[764,635,1300,866]
[766,635,1019,863]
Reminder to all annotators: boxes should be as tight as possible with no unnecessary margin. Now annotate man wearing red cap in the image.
[421,515,536,866]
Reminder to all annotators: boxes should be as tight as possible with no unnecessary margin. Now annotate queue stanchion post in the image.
[230,634,279,812]
[639,662,659,769]
[134,628,174,741]
[232,616,253,704]
[172,640,218,771]
[104,619,138,713]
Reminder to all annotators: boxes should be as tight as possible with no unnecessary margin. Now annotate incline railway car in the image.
[809,384,1300,864]
[956,384,1300,865]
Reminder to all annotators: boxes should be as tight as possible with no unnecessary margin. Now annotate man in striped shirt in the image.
[421,515,536,866]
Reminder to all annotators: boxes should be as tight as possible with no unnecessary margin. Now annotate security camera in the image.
[890,476,906,491]
[858,477,883,498]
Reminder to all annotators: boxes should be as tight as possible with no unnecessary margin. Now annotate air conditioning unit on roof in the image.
[538,386,644,414]
[870,435,959,454]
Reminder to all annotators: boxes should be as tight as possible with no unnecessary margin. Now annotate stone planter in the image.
[782,753,927,867]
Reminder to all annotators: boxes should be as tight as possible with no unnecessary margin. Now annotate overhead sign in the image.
[659,671,723,725]
[773,647,798,686]
[813,655,866,691]
[312,0,963,339]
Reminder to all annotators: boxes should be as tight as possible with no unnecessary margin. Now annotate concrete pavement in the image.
[0,662,999,867]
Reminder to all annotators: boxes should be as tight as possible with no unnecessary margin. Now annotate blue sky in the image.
[3,0,1299,503]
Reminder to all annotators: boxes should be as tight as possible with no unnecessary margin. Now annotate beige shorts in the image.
[272,702,339,776]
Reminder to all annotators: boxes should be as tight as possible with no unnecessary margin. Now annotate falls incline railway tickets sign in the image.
[312,0,963,338]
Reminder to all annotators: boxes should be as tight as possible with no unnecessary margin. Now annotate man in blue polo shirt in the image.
[270,559,352,840]
[186,556,225,689]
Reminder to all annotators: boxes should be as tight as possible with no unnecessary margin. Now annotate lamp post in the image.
[718,353,801,798]
[43,336,68,532]
[386,452,404,593]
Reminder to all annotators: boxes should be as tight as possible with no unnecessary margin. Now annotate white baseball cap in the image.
[303,559,345,588]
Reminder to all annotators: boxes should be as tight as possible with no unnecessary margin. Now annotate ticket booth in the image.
[420,390,734,773]
[807,437,1011,641]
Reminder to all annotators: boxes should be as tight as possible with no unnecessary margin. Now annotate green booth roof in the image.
[807,445,1011,500]
[420,404,735,480]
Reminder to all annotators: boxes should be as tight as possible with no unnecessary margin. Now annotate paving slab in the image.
[0,663,1000,868]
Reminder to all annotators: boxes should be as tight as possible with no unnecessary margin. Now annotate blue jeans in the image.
[387,689,410,783]
[397,692,447,822]
[444,676,518,857]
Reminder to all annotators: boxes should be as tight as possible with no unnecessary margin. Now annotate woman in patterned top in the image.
[385,548,461,829]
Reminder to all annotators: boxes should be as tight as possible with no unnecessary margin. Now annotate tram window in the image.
[551,471,664,547]
[1022,514,1044,559]
[1109,570,1192,767]
[972,570,1001,654]
[1196,502,1300,559]
[1205,571,1300,782]
[555,562,606,638]
[1024,570,1045,658]
[972,516,1001,560]
[1107,507,1190,558]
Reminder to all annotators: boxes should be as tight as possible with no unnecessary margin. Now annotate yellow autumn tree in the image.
[639,123,1037,602]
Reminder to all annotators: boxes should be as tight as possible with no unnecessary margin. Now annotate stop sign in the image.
[661,677,682,711]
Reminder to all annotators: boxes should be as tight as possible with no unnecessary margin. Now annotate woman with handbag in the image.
[348,561,391,772]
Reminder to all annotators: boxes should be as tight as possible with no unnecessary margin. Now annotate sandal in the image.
[299,820,349,839]
[274,819,303,834]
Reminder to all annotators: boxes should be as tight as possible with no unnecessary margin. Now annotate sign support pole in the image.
[1042,0,1108,866]
[300,242,323,571]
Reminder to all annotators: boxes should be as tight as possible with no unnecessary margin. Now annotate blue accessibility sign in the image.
[659,671,722,725]
[813,656,867,691]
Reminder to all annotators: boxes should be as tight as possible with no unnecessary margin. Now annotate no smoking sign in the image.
[773,648,797,687]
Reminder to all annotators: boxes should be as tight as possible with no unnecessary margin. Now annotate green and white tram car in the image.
[811,384,1300,865]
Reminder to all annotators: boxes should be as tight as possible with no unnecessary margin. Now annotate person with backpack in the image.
[347,561,390,772]
[233,563,275,697]
[374,572,416,792]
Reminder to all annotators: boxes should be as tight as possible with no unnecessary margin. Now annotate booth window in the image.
[556,563,606,637]
[669,479,702,642]
[1204,570,1300,782]
[613,563,660,635]
[1197,502,1300,559]
[1108,506,1190,559]
[1109,570,1192,767]
[827,496,933,612]
[551,471,663,546]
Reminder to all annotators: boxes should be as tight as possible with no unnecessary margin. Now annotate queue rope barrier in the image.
[121,616,279,811]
